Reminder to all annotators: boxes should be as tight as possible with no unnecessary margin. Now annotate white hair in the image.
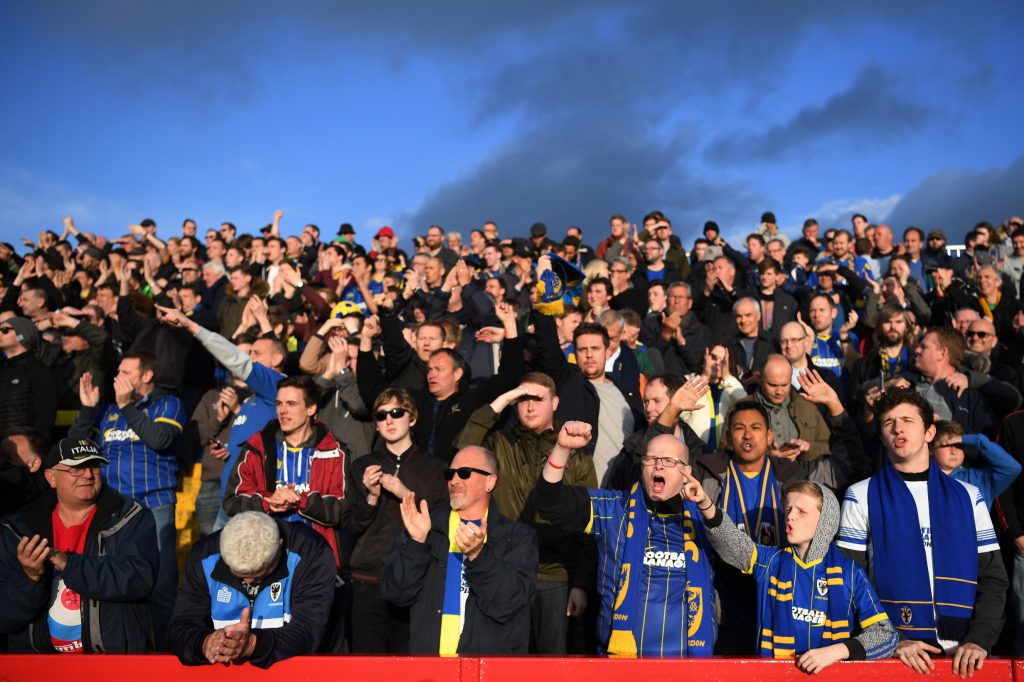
[220,512,280,575]
[202,260,226,277]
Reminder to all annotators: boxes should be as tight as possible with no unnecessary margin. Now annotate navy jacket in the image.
[380,498,538,654]
[167,520,337,668]
[0,487,157,652]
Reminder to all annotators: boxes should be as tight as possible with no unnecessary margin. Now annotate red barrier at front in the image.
[0,655,1016,681]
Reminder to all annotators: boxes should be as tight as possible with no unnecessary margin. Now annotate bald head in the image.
[760,354,793,405]
[641,434,691,502]
[647,433,689,462]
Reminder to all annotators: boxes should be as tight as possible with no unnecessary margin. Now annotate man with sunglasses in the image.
[343,388,448,653]
[380,445,538,654]
[0,437,158,653]
[454,371,598,654]
[965,317,1019,387]
[0,316,56,438]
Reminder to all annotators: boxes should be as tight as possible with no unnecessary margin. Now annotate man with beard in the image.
[851,305,915,401]
[380,445,538,654]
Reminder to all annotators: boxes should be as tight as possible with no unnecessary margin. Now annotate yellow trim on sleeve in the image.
[859,613,889,629]
[584,501,595,535]
[155,417,183,430]
[746,544,758,575]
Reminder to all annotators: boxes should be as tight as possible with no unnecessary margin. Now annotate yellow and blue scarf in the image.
[606,484,716,658]
[721,458,781,546]
[439,510,487,655]
[867,461,976,643]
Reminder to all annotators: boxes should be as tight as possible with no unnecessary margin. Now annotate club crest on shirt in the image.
[816,577,828,596]
[270,581,282,603]
[217,586,232,604]
[901,606,913,626]
[686,585,703,638]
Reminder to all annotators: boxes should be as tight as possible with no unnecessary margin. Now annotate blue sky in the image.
[1,1,1022,250]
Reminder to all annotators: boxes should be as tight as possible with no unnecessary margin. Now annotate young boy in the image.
[931,420,1020,509]
[681,475,897,672]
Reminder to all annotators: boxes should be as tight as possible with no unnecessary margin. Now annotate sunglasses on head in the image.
[374,407,409,422]
[444,466,493,481]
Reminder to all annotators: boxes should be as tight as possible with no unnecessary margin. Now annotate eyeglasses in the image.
[640,456,687,468]
[374,407,409,422]
[610,268,628,274]
[52,465,99,478]
[966,331,992,339]
[444,466,494,481]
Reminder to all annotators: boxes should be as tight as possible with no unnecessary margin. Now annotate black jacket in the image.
[341,444,449,579]
[379,498,538,654]
[0,487,157,652]
[0,351,57,439]
[530,313,645,454]
[167,520,337,668]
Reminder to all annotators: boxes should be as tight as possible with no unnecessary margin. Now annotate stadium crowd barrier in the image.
[1,655,1021,681]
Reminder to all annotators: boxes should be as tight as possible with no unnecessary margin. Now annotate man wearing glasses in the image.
[380,445,538,654]
[535,419,718,657]
[0,437,158,652]
[343,388,448,653]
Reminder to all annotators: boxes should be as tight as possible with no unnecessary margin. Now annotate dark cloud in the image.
[405,113,762,242]
[703,64,933,163]
[884,155,1024,235]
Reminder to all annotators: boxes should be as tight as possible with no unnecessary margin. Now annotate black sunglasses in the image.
[444,467,493,481]
[374,407,409,422]
[965,331,992,339]
[0,327,11,334]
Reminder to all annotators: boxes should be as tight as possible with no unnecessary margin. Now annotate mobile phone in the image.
[209,437,226,448]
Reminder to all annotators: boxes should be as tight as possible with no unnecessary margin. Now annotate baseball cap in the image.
[511,239,534,260]
[44,438,108,469]
[927,229,946,241]
[761,211,777,225]
[530,222,547,238]
[375,226,395,239]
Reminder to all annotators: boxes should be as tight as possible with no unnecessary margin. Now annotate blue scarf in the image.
[607,484,715,657]
[760,544,853,658]
[867,461,976,643]
[721,458,781,546]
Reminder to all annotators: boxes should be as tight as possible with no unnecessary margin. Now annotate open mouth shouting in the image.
[651,474,666,495]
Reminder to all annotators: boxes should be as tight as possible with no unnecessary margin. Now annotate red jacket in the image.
[224,420,347,568]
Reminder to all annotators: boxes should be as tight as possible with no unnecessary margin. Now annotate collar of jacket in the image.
[254,419,341,454]
[429,496,506,535]
[696,448,803,485]
[13,485,127,545]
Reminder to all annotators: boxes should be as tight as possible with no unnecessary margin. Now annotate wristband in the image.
[697,500,713,511]
[546,459,564,470]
